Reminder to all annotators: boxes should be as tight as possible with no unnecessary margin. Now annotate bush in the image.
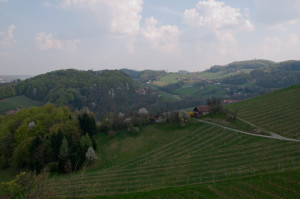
[0,170,53,199]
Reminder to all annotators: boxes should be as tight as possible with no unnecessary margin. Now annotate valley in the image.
[1,60,300,198]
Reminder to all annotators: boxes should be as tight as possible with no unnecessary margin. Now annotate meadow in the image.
[0,95,42,114]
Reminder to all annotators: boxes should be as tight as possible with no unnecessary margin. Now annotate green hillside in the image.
[49,120,300,198]
[0,95,42,114]
[0,69,156,118]
[228,85,300,139]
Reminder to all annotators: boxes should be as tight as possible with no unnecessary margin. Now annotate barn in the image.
[193,105,211,117]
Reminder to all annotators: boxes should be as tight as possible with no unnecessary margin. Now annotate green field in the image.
[228,85,300,139]
[153,73,186,86]
[0,95,42,114]
[173,86,199,97]
[50,120,300,198]
[158,90,180,101]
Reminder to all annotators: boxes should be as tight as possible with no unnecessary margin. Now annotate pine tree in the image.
[58,137,69,161]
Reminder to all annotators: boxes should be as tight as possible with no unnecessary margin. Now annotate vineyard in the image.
[50,121,300,198]
[228,85,300,139]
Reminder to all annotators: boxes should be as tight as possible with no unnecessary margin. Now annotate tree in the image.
[78,112,97,137]
[50,130,63,161]
[178,111,190,127]
[80,134,92,152]
[85,147,97,163]
[0,133,14,168]
[58,137,69,172]
[58,137,69,161]
[29,136,44,173]
[207,96,223,113]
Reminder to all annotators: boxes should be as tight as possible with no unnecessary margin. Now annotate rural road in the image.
[198,119,300,142]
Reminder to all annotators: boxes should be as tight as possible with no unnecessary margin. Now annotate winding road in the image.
[198,119,300,142]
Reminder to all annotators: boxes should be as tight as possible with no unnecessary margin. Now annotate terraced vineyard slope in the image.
[50,121,300,198]
[228,85,300,139]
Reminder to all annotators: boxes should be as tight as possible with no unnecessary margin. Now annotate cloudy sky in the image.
[1,0,300,75]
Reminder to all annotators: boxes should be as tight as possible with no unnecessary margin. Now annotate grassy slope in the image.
[153,73,186,86]
[50,120,300,198]
[0,95,42,114]
[228,85,300,139]
[158,90,180,102]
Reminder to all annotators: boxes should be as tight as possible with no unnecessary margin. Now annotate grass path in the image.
[198,119,300,142]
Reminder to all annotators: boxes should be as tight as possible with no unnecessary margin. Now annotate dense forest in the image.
[0,104,97,173]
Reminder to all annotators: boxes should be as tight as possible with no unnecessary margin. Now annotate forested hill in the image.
[207,59,275,73]
[0,69,148,118]
[221,60,300,88]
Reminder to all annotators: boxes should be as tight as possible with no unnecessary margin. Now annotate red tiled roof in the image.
[194,105,211,112]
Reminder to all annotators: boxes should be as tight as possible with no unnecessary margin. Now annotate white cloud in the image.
[0,24,16,47]
[35,32,79,52]
[181,0,252,59]
[183,0,253,31]
[262,36,283,55]
[255,0,300,25]
[141,17,180,52]
[107,0,142,35]
[288,33,300,45]
[257,34,300,61]
[45,0,143,35]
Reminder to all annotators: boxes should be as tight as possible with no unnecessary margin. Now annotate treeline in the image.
[0,104,97,173]
[207,59,274,73]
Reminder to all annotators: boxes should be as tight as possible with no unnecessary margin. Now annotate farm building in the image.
[223,100,241,104]
[193,105,211,117]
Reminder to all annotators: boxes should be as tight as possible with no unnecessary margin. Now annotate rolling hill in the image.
[228,85,300,139]
[0,69,159,118]
[48,84,300,198]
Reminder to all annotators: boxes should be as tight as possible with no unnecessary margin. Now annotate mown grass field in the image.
[153,73,186,86]
[50,120,300,198]
[228,85,300,139]
[0,95,42,114]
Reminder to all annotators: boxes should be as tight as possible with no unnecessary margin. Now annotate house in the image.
[223,100,240,104]
[193,105,211,117]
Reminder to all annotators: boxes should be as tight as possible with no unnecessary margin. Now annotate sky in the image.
[1,0,300,75]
